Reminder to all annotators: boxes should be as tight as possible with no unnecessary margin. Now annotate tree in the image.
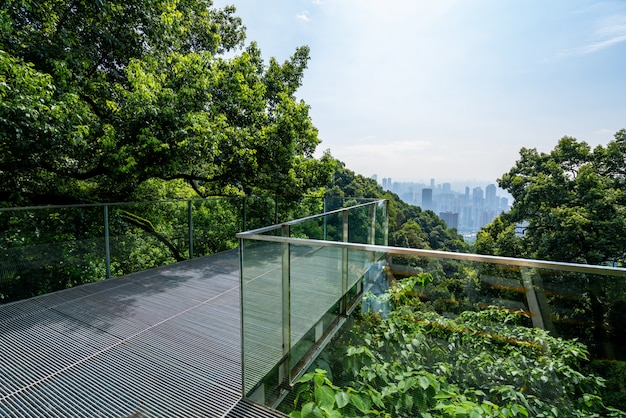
[0,0,330,205]
[475,131,626,361]
[480,131,626,265]
[0,0,334,301]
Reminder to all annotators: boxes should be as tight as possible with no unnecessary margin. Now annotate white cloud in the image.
[296,11,311,22]
[558,18,626,56]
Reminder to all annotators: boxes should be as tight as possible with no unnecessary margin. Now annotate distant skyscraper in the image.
[371,174,378,182]
[422,188,433,211]
[472,187,484,207]
[500,197,509,211]
[440,211,459,229]
[485,184,497,210]
[430,178,435,189]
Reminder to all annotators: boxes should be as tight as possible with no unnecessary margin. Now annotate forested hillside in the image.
[324,159,468,252]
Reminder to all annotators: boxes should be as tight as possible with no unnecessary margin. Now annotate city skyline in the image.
[376,176,509,233]
[212,0,626,181]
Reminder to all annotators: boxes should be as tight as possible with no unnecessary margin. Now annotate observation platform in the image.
[0,250,285,417]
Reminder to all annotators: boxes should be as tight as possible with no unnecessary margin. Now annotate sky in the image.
[211,0,626,183]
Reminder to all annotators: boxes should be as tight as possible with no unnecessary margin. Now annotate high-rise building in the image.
[422,188,433,211]
[485,184,497,211]
[440,211,459,229]
[500,197,509,211]
[472,187,484,207]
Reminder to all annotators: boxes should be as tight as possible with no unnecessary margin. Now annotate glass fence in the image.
[238,205,626,416]
[237,200,389,404]
[0,196,372,304]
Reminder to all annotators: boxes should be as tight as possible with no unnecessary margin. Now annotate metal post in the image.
[369,203,376,246]
[281,224,291,384]
[104,205,111,279]
[323,197,327,241]
[341,210,349,314]
[383,200,389,246]
[187,200,194,259]
[239,238,248,397]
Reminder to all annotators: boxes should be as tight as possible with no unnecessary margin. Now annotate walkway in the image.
[0,250,285,417]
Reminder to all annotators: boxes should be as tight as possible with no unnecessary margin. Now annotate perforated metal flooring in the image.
[0,250,285,417]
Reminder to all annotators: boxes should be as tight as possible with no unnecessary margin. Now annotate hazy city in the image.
[373,175,510,238]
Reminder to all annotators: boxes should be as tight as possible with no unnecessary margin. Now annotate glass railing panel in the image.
[238,199,389,402]
[242,196,277,231]
[289,243,344,374]
[280,250,626,416]
[347,204,372,244]
[0,206,106,303]
[191,198,240,256]
[240,238,285,402]
[108,201,189,277]
[322,197,355,212]
[347,248,374,290]
[527,267,626,360]
[320,211,345,242]
[289,217,325,240]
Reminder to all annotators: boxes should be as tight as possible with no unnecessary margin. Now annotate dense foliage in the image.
[287,275,626,417]
[474,131,626,405]
[0,0,332,205]
[0,0,336,300]
[476,130,626,266]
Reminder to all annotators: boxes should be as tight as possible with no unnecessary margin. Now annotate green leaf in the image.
[349,393,370,414]
[404,393,414,410]
[301,402,323,418]
[325,410,342,418]
[296,372,316,384]
[315,385,336,410]
[335,391,350,409]
[418,375,430,390]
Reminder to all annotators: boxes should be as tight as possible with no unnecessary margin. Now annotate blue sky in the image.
[212,0,626,183]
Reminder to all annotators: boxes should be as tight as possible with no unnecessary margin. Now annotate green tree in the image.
[476,131,626,361]
[0,0,334,301]
[0,0,330,205]
[483,131,626,265]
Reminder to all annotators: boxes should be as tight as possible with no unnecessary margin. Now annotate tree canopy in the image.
[0,0,331,205]
[476,130,626,265]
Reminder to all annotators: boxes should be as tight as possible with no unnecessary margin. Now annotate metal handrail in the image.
[236,199,385,236]
[0,196,246,212]
[237,234,626,278]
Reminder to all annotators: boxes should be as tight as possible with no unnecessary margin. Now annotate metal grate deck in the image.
[0,250,286,418]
